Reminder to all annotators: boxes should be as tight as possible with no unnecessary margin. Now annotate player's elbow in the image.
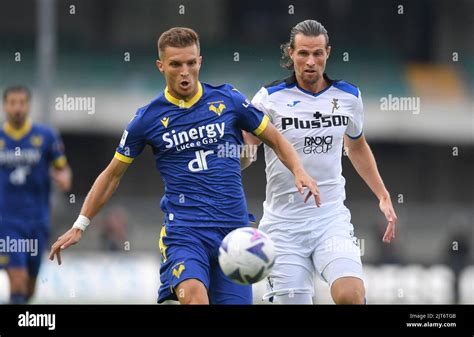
[242,130,262,146]
[52,166,72,192]
[344,135,368,155]
[59,177,72,193]
[62,166,73,191]
[96,165,123,193]
[102,167,122,185]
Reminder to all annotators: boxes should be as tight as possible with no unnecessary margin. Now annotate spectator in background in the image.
[99,206,128,251]
[446,230,471,304]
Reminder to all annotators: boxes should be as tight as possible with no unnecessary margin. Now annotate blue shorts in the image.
[0,222,48,278]
[157,225,252,304]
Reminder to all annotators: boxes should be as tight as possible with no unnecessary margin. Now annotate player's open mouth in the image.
[304,70,316,74]
[179,80,191,89]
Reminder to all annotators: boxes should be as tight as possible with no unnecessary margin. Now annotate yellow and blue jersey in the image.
[115,82,268,228]
[0,119,67,229]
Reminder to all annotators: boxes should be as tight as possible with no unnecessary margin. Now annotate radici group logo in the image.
[302,136,333,154]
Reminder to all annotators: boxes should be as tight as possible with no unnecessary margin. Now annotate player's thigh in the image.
[0,228,29,291]
[157,225,211,303]
[312,207,363,286]
[27,228,48,279]
[265,254,315,299]
[259,221,314,258]
[175,278,209,304]
[208,259,252,304]
[313,235,363,287]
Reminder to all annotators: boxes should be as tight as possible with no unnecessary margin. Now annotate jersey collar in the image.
[3,118,32,140]
[291,72,335,97]
[164,81,203,109]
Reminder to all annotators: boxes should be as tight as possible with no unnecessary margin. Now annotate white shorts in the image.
[259,203,364,299]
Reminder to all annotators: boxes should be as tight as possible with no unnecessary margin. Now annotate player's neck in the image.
[6,117,29,130]
[296,76,329,94]
[167,85,198,102]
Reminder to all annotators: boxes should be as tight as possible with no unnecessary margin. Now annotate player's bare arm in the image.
[344,134,397,243]
[256,122,321,207]
[239,152,253,171]
[240,130,259,170]
[49,157,130,264]
[51,164,72,192]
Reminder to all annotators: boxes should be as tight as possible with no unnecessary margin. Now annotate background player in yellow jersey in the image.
[0,86,72,304]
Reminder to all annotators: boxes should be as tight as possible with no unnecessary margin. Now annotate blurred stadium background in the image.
[0,0,472,304]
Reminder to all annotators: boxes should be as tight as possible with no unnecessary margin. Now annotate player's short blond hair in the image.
[157,27,200,59]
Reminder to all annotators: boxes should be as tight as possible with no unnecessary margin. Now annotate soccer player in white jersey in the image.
[244,20,398,304]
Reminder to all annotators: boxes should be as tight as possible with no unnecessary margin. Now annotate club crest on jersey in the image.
[172,262,185,279]
[30,135,43,147]
[208,102,226,116]
[331,98,340,113]
[161,117,170,128]
[0,139,5,150]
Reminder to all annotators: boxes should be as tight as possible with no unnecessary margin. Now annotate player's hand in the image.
[49,227,83,265]
[379,195,397,243]
[294,169,321,207]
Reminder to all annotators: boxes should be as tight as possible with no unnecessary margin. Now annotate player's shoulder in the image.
[134,91,168,120]
[330,76,360,98]
[31,122,59,138]
[201,82,252,110]
[202,82,233,92]
[262,74,297,96]
[202,82,242,99]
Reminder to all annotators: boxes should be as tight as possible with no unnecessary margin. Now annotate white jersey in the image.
[252,73,364,223]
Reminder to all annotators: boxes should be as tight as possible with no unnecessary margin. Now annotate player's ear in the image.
[198,55,202,68]
[288,46,294,60]
[156,59,164,73]
[326,46,331,60]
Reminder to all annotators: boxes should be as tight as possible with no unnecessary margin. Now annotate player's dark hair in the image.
[281,20,330,70]
[158,27,200,59]
[3,85,31,102]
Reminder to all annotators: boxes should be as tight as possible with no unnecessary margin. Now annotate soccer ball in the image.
[218,227,276,285]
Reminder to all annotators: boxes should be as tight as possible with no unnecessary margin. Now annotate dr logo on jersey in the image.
[188,149,213,172]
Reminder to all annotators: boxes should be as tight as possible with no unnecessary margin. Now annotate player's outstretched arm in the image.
[344,134,398,243]
[49,157,130,265]
[256,123,321,206]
